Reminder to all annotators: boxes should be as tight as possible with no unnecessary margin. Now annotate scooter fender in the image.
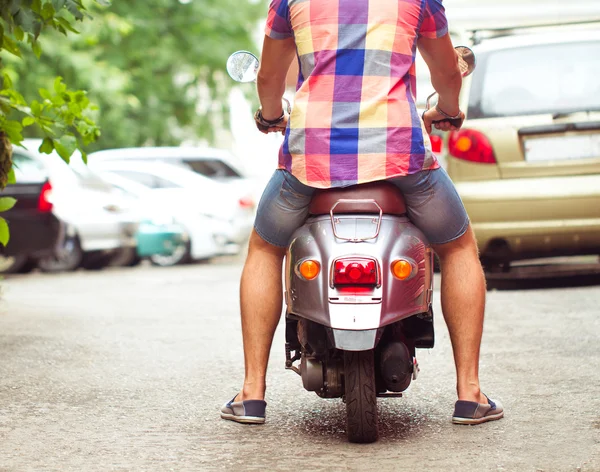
[285,214,433,351]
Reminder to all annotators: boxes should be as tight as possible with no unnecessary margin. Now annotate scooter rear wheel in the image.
[344,350,379,443]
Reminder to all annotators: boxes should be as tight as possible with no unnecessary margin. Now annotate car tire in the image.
[80,250,115,271]
[149,240,192,267]
[109,247,142,267]
[0,255,35,274]
[38,235,83,273]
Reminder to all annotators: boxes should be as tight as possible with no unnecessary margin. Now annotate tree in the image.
[0,0,103,244]
[8,0,266,152]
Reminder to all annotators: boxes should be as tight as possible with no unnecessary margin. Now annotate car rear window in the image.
[182,158,241,178]
[111,170,182,189]
[12,152,47,184]
[468,40,600,119]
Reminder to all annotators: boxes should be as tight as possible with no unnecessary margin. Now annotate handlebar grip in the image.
[432,118,463,128]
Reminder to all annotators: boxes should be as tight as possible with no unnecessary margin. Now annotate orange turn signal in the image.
[299,260,320,280]
[455,136,472,153]
[391,259,413,280]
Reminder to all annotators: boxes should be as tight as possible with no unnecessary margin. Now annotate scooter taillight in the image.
[333,257,378,286]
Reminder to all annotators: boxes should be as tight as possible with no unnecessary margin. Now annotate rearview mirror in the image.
[226,51,260,83]
[455,46,476,77]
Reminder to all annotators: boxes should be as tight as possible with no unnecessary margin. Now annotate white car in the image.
[88,146,263,206]
[99,171,230,266]
[88,160,254,264]
[17,139,140,271]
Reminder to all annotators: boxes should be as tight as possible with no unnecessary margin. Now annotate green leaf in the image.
[14,27,25,42]
[22,116,36,126]
[1,72,12,89]
[2,120,23,144]
[13,8,35,34]
[80,150,87,164]
[96,0,112,5]
[0,217,9,247]
[32,0,43,14]
[2,35,22,58]
[65,0,85,20]
[52,0,67,10]
[32,19,43,38]
[42,2,56,21]
[39,137,54,154]
[30,99,42,116]
[32,40,42,58]
[54,76,66,94]
[56,16,79,34]
[39,88,52,100]
[54,134,77,161]
[7,168,16,185]
[0,197,17,212]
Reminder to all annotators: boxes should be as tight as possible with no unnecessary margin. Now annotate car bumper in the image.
[455,175,600,259]
[1,211,62,258]
[136,222,184,257]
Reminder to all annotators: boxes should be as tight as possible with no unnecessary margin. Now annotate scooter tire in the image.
[344,350,379,443]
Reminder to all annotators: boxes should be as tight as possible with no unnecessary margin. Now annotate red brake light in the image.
[333,258,378,286]
[239,196,255,209]
[448,129,496,164]
[38,181,53,212]
[430,134,443,154]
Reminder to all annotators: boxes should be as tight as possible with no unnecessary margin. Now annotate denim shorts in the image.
[254,168,470,247]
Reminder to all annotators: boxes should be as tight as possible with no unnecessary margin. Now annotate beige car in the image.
[443,28,600,270]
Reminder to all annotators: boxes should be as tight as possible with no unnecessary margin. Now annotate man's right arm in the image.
[418,33,462,119]
[416,0,464,134]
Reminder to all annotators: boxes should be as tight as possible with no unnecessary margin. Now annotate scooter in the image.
[227,47,475,443]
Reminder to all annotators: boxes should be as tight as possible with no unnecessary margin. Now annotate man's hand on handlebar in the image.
[422,107,465,135]
[254,108,288,135]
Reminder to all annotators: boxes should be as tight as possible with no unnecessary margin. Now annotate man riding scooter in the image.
[221,0,504,426]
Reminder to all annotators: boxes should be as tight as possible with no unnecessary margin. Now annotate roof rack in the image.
[468,19,600,45]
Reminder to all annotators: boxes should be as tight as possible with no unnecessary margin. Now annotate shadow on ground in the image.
[486,261,600,291]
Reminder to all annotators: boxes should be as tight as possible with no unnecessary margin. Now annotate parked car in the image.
[0,161,63,274]
[98,171,221,266]
[442,27,600,269]
[89,160,254,265]
[17,139,140,271]
[88,146,262,204]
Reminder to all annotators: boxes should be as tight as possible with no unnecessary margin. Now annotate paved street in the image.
[0,260,599,472]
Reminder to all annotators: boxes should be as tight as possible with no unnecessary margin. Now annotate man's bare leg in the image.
[433,225,488,404]
[235,230,286,402]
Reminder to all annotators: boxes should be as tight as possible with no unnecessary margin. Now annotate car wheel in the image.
[149,240,192,267]
[109,247,142,267]
[0,255,35,274]
[38,235,83,273]
[80,250,115,270]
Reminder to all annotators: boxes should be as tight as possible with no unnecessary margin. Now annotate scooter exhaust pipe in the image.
[380,342,412,392]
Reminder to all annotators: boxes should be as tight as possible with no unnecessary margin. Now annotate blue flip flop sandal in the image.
[220,396,267,424]
[452,395,504,425]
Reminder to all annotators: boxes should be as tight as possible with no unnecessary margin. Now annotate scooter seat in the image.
[309,181,407,216]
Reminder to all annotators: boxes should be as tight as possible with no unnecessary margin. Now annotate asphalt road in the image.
[0,260,599,472]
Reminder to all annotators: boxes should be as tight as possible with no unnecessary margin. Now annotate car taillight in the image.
[448,129,496,164]
[430,134,443,154]
[38,181,53,212]
[239,196,255,209]
[333,257,378,286]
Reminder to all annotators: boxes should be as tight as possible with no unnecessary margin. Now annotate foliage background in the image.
[2,0,266,153]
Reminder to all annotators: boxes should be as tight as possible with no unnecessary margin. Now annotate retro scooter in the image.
[227,46,475,443]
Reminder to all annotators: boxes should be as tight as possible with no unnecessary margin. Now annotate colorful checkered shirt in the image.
[265,0,448,188]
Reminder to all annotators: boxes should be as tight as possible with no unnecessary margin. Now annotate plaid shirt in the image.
[265,0,448,188]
